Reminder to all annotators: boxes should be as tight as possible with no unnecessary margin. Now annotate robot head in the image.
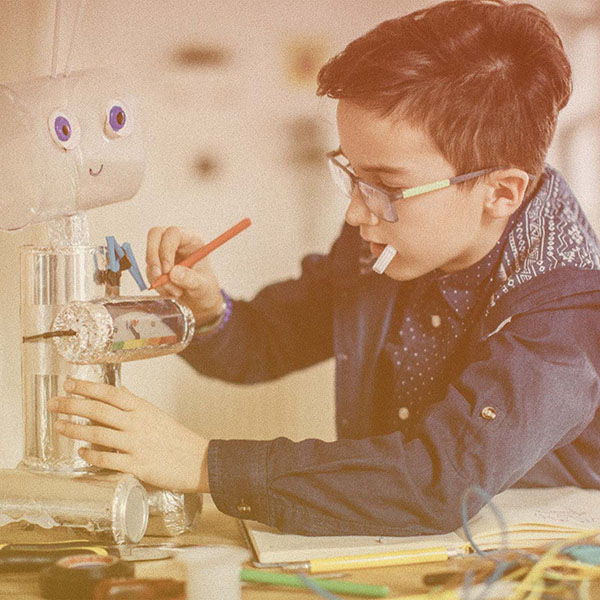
[0,69,145,230]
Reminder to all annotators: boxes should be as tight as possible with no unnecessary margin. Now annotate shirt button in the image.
[480,406,497,420]
[237,500,252,515]
[431,315,441,328]
[398,407,410,420]
[337,353,348,362]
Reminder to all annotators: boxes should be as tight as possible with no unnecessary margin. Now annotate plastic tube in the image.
[53,297,195,364]
[50,0,63,78]
[63,0,87,77]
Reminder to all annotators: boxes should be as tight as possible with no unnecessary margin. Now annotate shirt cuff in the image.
[208,439,271,523]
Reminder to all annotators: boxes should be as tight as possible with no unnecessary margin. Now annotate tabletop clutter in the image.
[5,492,600,600]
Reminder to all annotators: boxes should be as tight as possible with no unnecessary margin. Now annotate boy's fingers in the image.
[146,227,207,286]
[146,227,167,272]
[64,379,136,411]
[158,227,183,273]
[146,260,183,296]
[173,231,206,259]
[49,396,127,430]
[55,421,128,452]
[146,264,162,286]
[78,447,131,473]
[169,266,203,291]
[153,280,183,297]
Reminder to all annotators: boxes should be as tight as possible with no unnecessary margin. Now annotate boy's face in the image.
[336,100,498,281]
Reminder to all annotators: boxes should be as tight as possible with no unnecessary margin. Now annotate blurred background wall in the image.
[0,0,598,468]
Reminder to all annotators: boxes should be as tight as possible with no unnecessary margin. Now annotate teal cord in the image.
[460,486,518,600]
[461,486,508,558]
[562,545,600,566]
[297,573,344,600]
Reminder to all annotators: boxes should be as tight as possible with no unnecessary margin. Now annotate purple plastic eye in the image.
[54,116,71,142]
[109,105,126,132]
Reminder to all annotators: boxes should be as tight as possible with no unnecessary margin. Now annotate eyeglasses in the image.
[326,148,533,223]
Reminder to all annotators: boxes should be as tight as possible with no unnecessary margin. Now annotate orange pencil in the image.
[148,217,252,290]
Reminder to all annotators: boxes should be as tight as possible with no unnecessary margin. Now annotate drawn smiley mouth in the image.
[89,164,104,177]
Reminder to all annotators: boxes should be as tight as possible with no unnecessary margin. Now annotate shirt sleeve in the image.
[208,304,600,535]
[179,252,336,383]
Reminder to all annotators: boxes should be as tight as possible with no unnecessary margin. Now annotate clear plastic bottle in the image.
[20,244,116,472]
[53,296,195,364]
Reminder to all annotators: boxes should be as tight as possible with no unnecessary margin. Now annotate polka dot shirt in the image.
[374,241,504,436]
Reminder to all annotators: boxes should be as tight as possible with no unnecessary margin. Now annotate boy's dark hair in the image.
[317,0,572,179]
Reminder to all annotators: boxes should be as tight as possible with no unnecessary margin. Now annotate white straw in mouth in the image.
[372,244,398,275]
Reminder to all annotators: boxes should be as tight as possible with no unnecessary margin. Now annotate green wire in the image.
[240,568,390,598]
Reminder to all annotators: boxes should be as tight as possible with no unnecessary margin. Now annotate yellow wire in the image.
[385,530,600,600]
[384,591,458,600]
[508,529,600,600]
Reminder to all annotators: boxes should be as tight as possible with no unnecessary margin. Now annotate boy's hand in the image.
[49,378,210,494]
[146,226,224,325]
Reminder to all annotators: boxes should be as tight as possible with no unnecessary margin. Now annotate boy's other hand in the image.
[49,378,210,493]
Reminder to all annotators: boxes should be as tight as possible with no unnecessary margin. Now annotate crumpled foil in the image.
[46,213,91,247]
[145,488,202,537]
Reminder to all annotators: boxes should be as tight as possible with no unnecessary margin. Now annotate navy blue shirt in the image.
[182,165,600,535]
[375,241,505,435]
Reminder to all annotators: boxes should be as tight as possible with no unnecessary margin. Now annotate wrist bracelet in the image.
[194,290,232,338]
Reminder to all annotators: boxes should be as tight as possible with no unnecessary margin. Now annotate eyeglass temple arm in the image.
[450,167,536,185]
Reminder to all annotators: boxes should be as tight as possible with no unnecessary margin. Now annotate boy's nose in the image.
[345,187,379,227]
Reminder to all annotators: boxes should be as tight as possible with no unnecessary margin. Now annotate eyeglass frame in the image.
[326,148,535,223]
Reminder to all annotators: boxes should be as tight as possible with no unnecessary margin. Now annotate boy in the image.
[51,0,600,535]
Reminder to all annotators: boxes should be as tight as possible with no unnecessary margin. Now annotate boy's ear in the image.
[483,169,532,218]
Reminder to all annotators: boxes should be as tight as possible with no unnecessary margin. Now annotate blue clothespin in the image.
[106,236,124,273]
[104,236,147,290]
[122,242,147,291]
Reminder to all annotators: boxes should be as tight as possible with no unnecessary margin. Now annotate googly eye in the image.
[48,109,81,150]
[104,100,133,138]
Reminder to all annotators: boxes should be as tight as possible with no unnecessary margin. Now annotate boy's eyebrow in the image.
[339,146,411,175]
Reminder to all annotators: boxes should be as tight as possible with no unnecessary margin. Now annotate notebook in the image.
[241,486,600,565]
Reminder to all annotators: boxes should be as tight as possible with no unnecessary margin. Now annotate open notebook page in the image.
[243,487,600,564]
[455,486,600,551]
[242,519,465,564]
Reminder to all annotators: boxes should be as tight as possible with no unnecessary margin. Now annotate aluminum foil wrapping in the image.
[53,297,195,364]
[145,488,202,537]
[0,469,148,544]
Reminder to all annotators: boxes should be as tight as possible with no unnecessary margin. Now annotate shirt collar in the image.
[430,168,551,318]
